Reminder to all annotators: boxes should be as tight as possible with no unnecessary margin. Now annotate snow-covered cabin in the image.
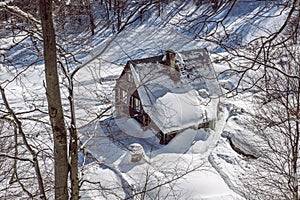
[115,49,222,144]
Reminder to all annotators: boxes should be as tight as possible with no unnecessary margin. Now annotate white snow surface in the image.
[0,1,290,199]
[115,117,155,138]
[150,90,205,133]
[155,128,198,154]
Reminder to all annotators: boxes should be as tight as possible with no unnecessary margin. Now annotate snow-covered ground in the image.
[0,1,290,199]
[79,100,246,199]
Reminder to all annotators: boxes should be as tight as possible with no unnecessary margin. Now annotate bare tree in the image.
[0,86,48,199]
[171,1,300,199]
[221,2,300,199]
[39,0,69,199]
[1,0,170,198]
[0,1,230,199]
[240,44,300,200]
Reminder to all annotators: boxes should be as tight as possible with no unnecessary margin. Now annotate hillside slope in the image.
[0,1,293,199]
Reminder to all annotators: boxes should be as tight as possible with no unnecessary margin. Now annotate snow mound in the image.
[115,118,155,138]
[155,129,198,154]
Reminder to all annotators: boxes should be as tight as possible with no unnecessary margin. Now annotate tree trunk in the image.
[39,0,69,199]
[292,78,300,200]
[68,84,79,200]
[85,0,96,35]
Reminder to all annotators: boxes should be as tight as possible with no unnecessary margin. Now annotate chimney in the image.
[164,49,180,82]
[165,49,176,70]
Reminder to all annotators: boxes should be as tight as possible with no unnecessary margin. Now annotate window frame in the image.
[127,72,132,82]
[119,88,127,104]
[130,96,141,112]
[134,97,140,112]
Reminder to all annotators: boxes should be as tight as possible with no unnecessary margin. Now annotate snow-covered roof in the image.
[128,49,221,133]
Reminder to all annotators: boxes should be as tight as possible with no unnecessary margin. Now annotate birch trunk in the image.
[39,0,69,199]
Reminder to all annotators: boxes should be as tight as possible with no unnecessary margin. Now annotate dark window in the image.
[198,121,210,129]
[130,96,141,112]
[143,114,151,125]
[130,96,134,108]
